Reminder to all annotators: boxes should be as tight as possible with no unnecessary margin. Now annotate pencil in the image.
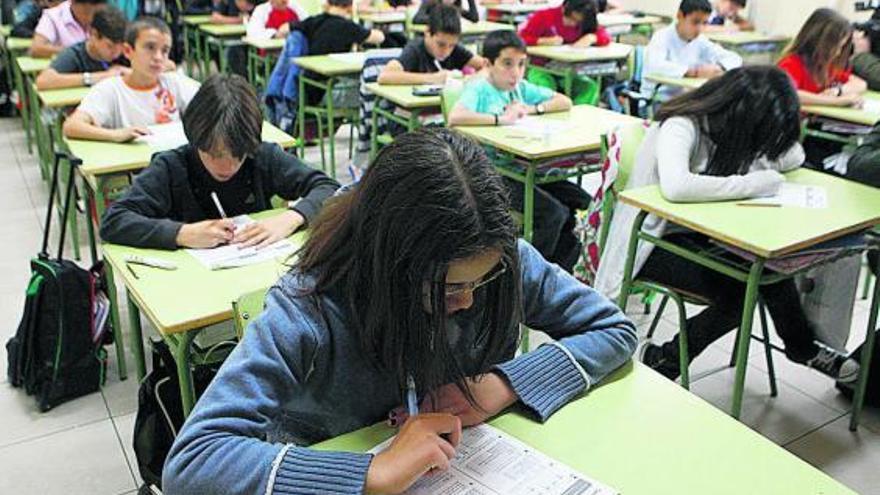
[211,191,228,218]
[126,262,140,280]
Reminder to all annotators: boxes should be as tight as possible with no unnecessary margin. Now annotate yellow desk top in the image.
[620,168,880,258]
[200,23,247,37]
[294,52,372,76]
[103,214,305,335]
[38,86,90,108]
[16,55,51,74]
[359,11,406,23]
[526,42,633,63]
[644,73,707,90]
[706,31,790,45]
[454,104,643,161]
[182,14,213,26]
[0,25,11,37]
[365,83,441,109]
[409,20,514,35]
[70,122,296,177]
[242,37,285,50]
[6,37,32,51]
[803,91,880,127]
[597,13,664,27]
[316,362,855,495]
[484,2,550,13]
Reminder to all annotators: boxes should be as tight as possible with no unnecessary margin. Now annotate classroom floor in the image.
[0,116,879,494]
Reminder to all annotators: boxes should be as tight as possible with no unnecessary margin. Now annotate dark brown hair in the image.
[182,74,262,158]
[783,8,853,89]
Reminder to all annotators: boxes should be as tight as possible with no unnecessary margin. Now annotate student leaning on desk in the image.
[161,128,637,495]
[378,5,486,86]
[34,5,129,90]
[594,66,860,385]
[702,0,753,33]
[448,30,588,273]
[30,0,107,58]
[62,16,200,143]
[100,73,339,250]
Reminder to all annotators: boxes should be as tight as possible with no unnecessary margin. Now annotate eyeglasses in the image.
[443,260,508,296]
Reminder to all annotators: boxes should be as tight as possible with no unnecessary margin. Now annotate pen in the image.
[211,191,228,219]
[434,59,443,72]
[406,375,419,417]
[126,262,140,280]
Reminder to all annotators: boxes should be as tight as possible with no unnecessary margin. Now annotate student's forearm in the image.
[63,119,118,141]
[211,13,241,24]
[448,108,497,126]
[797,90,851,107]
[843,76,868,95]
[377,69,436,85]
[35,70,85,90]
[544,94,572,112]
[29,40,61,58]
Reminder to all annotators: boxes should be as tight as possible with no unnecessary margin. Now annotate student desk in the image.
[14,55,51,155]
[705,31,790,64]
[102,216,306,416]
[802,91,880,127]
[526,42,633,98]
[182,15,213,77]
[597,13,663,38]
[315,362,856,495]
[483,2,550,26]
[199,23,247,76]
[65,122,297,263]
[358,10,406,27]
[455,104,640,245]
[617,168,880,430]
[294,52,371,177]
[0,25,10,37]
[242,36,285,91]
[363,82,441,158]
[643,73,706,91]
[407,20,513,47]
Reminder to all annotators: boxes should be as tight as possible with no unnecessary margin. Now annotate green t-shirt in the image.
[458,77,555,115]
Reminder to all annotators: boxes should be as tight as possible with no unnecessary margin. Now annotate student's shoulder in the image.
[657,116,699,140]
[84,75,124,98]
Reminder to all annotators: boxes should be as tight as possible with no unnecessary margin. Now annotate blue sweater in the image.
[163,240,637,494]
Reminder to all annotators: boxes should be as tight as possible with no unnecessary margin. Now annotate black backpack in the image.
[5,153,109,411]
[133,338,230,489]
[837,329,880,407]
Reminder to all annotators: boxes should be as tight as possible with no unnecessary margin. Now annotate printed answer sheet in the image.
[741,183,828,208]
[186,215,296,270]
[368,424,617,495]
[509,116,569,136]
[135,121,188,152]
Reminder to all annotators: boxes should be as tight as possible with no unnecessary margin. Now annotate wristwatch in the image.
[82,72,93,86]
[535,103,545,115]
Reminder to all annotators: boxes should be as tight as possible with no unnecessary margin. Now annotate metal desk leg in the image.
[103,261,128,381]
[851,271,880,430]
[297,75,306,158]
[326,76,337,178]
[522,163,536,243]
[617,210,648,310]
[730,259,765,419]
[168,331,197,416]
[82,174,98,265]
[13,61,32,153]
[126,289,147,381]
[370,96,379,160]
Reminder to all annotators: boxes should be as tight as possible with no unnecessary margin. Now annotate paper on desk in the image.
[135,121,188,152]
[742,183,828,208]
[187,216,296,270]
[508,115,568,136]
[368,424,616,495]
[862,99,880,114]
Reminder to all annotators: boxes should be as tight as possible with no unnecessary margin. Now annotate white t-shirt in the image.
[77,72,201,129]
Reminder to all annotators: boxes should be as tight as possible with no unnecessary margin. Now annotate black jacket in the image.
[100,143,339,249]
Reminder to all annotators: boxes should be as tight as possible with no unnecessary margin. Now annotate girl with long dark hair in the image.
[163,128,637,495]
[595,66,860,383]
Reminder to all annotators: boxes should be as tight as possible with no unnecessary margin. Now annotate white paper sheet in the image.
[742,183,828,209]
[862,99,880,114]
[134,121,189,152]
[508,115,569,136]
[368,424,616,495]
[186,216,296,270]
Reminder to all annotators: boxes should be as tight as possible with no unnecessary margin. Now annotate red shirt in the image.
[518,7,611,47]
[777,53,851,93]
[266,7,298,30]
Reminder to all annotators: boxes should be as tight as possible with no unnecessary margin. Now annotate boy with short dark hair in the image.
[63,16,200,143]
[35,5,128,90]
[100,73,339,250]
[378,4,484,85]
[705,0,752,32]
[210,0,256,24]
[30,0,108,58]
[642,0,742,100]
[449,30,586,272]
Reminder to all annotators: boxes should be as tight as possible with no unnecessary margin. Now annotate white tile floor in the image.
[0,116,878,494]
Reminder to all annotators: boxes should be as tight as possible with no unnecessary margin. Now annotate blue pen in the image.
[406,376,419,417]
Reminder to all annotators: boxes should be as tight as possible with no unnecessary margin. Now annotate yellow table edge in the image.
[526,42,633,63]
[364,82,441,109]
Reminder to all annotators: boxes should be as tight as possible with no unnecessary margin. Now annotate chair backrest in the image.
[612,121,648,194]
[232,288,270,339]
[596,121,648,252]
[628,45,645,87]
[441,82,465,125]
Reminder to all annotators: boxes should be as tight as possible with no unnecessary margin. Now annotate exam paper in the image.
[509,115,569,136]
[862,99,880,114]
[186,216,296,270]
[743,183,828,208]
[368,424,616,495]
[135,121,188,152]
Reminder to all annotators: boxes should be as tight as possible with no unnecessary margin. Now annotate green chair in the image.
[232,288,270,339]
[602,123,776,392]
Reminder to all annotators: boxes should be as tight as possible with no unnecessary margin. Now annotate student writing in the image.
[62,16,200,143]
[518,0,612,48]
[100,73,339,250]
[162,127,637,495]
[30,0,107,58]
[595,66,860,384]
[378,4,485,85]
[35,5,128,90]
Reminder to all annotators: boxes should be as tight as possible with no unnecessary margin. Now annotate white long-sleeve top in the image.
[594,116,805,299]
[245,1,308,40]
[642,24,743,100]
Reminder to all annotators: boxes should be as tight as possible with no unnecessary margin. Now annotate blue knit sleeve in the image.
[494,240,638,421]
[162,284,372,495]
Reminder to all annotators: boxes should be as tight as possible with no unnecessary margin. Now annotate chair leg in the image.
[646,295,669,340]
[758,300,778,397]
[861,262,873,301]
[673,293,690,389]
